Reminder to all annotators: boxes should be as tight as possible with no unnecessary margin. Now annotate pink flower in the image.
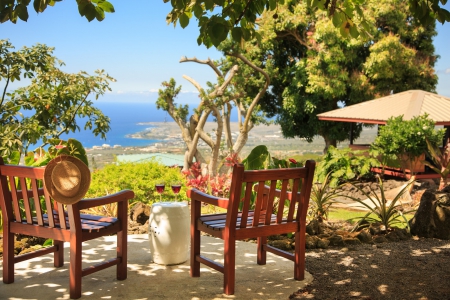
[55,140,66,150]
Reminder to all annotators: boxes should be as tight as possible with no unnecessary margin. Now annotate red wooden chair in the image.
[188,160,315,295]
[0,158,134,299]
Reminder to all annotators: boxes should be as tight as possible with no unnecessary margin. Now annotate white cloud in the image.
[445,68,450,74]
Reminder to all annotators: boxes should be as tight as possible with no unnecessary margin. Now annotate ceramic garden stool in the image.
[148,202,190,265]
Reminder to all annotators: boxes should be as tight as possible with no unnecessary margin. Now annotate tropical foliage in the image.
[424,139,450,190]
[309,172,341,222]
[371,115,445,173]
[165,0,450,48]
[315,146,379,187]
[345,176,416,231]
[86,159,187,205]
[255,0,439,152]
[0,0,114,23]
[0,40,113,161]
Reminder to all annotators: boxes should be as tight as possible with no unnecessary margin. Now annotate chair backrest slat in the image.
[276,180,289,223]
[287,178,301,222]
[43,188,56,228]
[263,180,277,225]
[251,181,266,227]
[239,181,253,228]
[56,202,67,229]
[19,177,34,224]
[31,178,44,226]
[9,175,23,222]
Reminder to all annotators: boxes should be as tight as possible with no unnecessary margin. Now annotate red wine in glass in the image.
[155,183,165,202]
[171,183,182,200]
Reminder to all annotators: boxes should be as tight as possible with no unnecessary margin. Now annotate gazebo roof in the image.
[317,90,450,125]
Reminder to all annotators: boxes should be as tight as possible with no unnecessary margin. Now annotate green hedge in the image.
[85,159,188,205]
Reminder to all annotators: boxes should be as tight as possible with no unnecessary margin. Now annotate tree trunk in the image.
[323,136,337,154]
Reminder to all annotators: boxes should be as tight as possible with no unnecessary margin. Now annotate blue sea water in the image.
[35,101,239,149]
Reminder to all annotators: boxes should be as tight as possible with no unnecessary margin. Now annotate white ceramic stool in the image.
[148,202,190,265]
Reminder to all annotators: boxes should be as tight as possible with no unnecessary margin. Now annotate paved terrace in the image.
[0,234,312,299]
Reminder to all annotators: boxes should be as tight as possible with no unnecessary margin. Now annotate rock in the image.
[373,235,388,243]
[409,190,450,240]
[369,223,387,235]
[356,229,373,243]
[327,234,345,247]
[343,238,361,245]
[306,219,320,235]
[385,231,400,242]
[129,202,151,225]
[305,235,320,249]
[316,238,330,249]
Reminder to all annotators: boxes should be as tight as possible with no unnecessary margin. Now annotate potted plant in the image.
[371,114,445,175]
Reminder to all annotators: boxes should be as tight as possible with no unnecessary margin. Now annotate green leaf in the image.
[33,0,48,13]
[332,11,343,27]
[242,145,271,170]
[349,25,359,39]
[97,1,115,13]
[208,22,228,47]
[95,6,105,21]
[179,13,189,28]
[84,3,97,21]
[193,4,203,19]
[269,0,277,10]
[231,27,242,43]
[16,4,29,21]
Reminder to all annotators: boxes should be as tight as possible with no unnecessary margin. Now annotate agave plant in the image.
[310,172,341,222]
[345,176,416,232]
[424,139,450,190]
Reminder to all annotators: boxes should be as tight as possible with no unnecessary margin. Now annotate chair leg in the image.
[257,236,267,265]
[54,240,64,268]
[3,231,15,284]
[69,238,82,299]
[294,231,305,280]
[223,238,236,295]
[190,201,201,277]
[116,229,127,280]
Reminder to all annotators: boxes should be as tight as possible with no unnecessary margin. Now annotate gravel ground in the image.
[290,237,450,300]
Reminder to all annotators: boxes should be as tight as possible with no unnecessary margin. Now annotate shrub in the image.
[309,172,341,222]
[86,159,187,206]
[371,114,445,172]
[315,146,379,187]
[345,176,416,232]
[424,139,450,190]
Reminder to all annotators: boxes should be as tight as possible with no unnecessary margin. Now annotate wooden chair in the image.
[0,158,135,299]
[188,160,315,295]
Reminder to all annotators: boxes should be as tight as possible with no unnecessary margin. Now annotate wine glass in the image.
[155,181,165,202]
[171,181,182,201]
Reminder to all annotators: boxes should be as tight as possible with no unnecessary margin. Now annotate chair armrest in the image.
[75,190,135,210]
[187,189,229,209]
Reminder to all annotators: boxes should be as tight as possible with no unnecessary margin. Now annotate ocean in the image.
[32,101,238,149]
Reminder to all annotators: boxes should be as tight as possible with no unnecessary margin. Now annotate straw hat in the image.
[43,155,91,205]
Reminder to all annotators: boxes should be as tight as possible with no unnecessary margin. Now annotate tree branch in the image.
[180,56,222,78]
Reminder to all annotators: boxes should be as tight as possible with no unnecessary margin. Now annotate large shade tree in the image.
[255,0,438,152]
[0,40,113,160]
[2,1,449,48]
[164,0,450,47]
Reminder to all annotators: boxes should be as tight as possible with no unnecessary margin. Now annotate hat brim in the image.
[43,155,91,205]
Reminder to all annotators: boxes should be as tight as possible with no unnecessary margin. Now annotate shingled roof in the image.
[317,90,450,125]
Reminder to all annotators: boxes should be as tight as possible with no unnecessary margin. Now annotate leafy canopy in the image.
[0,39,114,161]
[0,0,115,23]
[164,0,450,48]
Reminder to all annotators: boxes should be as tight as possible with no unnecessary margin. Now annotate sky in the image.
[2,1,450,105]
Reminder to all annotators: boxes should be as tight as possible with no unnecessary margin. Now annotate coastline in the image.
[86,122,378,169]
